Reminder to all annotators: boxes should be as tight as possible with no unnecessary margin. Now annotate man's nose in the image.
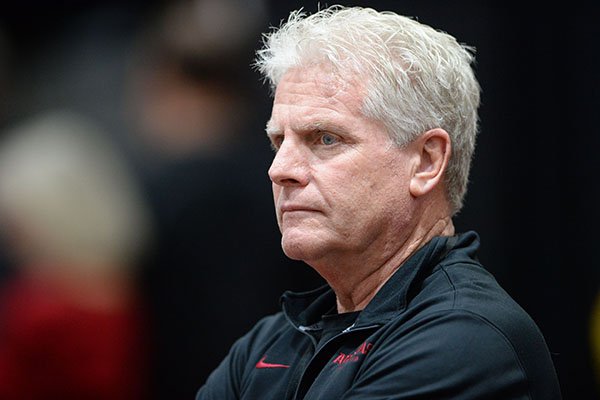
[268,138,309,187]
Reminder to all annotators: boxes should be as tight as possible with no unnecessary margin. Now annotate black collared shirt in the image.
[196,231,562,399]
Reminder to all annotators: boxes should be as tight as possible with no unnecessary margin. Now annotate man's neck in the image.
[331,216,455,314]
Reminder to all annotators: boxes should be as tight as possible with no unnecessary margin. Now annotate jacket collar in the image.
[281,231,481,329]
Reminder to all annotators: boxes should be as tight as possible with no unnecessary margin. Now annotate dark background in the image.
[0,1,597,399]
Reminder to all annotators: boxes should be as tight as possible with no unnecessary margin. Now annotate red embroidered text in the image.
[332,342,373,366]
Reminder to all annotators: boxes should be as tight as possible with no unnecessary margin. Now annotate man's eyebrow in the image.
[265,121,332,137]
[265,120,281,137]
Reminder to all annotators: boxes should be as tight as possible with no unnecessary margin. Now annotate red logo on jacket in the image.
[332,341,373,366]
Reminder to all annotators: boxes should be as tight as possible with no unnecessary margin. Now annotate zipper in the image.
[282,302,320,399]
[292,323,380,400]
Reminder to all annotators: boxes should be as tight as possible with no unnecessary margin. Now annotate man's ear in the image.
[409,128,451,198]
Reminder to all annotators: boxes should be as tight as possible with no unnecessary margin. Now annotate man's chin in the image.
[281,233,323,262]
[281,240,309,261]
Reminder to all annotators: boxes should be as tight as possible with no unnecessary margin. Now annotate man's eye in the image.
[319,133,338,145]
[270,135,283,151]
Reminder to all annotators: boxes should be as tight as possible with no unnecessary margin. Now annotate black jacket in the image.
[196,231,562,399]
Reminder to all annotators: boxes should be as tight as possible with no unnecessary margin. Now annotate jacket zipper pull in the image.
[341,323,356,334]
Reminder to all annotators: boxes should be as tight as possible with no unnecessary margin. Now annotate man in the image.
[196,5,561,399]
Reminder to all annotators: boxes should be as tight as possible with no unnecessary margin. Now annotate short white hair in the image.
[254,5,481,214]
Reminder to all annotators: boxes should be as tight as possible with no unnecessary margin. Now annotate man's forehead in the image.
[274,64,364,102]
[267,66,366,135]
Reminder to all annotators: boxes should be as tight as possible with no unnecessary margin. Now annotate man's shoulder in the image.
[435,260,538,331]
[413,259,544,340]
[368,303,561,399]
[387,260,561,399]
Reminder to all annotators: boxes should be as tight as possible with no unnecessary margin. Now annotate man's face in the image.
[267,66,416,266]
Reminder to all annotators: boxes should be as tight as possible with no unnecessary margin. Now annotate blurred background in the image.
[0,1,596,399]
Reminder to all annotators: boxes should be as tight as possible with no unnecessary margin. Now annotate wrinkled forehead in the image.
[267,64,368,134]
[278,63,360,96]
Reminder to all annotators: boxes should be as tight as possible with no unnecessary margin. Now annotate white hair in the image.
[254,5,481,214]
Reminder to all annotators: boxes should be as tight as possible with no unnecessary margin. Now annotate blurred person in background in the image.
[124,0,269,164]
[120,0,323,398]
[0,111,153,399]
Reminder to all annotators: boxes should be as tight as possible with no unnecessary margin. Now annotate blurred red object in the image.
[0,275,148,400]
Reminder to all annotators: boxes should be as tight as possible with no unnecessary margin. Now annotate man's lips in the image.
[279,204,320,214]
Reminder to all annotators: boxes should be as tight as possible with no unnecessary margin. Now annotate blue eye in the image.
[320,133,338,145]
